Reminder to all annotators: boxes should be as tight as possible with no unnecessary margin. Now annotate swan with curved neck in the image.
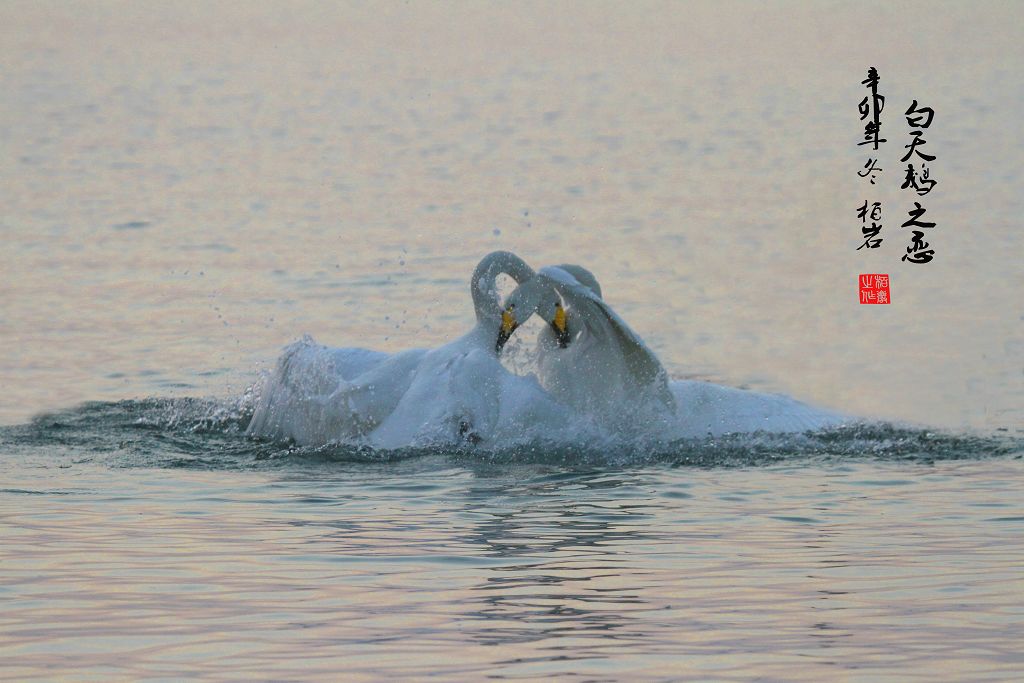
[504,263,676,423]
[467,250,535,352]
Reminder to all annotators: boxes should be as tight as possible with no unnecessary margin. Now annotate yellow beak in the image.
[496,307,518,352]
[552,303,570,348]
[502,308,517,335]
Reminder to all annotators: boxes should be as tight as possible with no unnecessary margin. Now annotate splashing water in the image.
[3,396,1019,471]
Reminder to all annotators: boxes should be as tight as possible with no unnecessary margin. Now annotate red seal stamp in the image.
[859,274,891,304]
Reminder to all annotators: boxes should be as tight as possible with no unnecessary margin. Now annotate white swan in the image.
[247,251,568,447]
[504,264,676,431]
[505,264,846,438]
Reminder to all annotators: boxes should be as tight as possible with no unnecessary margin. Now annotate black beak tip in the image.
[496,324,518,353]
[551,322,570,348]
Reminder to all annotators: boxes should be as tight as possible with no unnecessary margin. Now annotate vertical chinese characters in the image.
[900,99,938,263]
[856,68,886,250]
[857,201,883,250]
[858,67,886,150]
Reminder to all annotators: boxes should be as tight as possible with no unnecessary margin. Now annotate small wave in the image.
[1,398,1020,471]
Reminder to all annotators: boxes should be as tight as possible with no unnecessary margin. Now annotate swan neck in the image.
[470,251,535,323]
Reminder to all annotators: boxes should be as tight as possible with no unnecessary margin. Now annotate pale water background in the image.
[1,1,1023,680]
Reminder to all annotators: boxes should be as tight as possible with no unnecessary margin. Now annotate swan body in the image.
[246,340,430,445]
[669,380,845,437]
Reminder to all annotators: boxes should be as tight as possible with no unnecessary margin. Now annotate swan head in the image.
[535,296,571,348]
[470,251,536,353]
[537,264,603,348]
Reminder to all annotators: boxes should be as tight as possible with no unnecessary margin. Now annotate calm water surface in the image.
[2,401,1022,681]
[2,2,1022,680]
